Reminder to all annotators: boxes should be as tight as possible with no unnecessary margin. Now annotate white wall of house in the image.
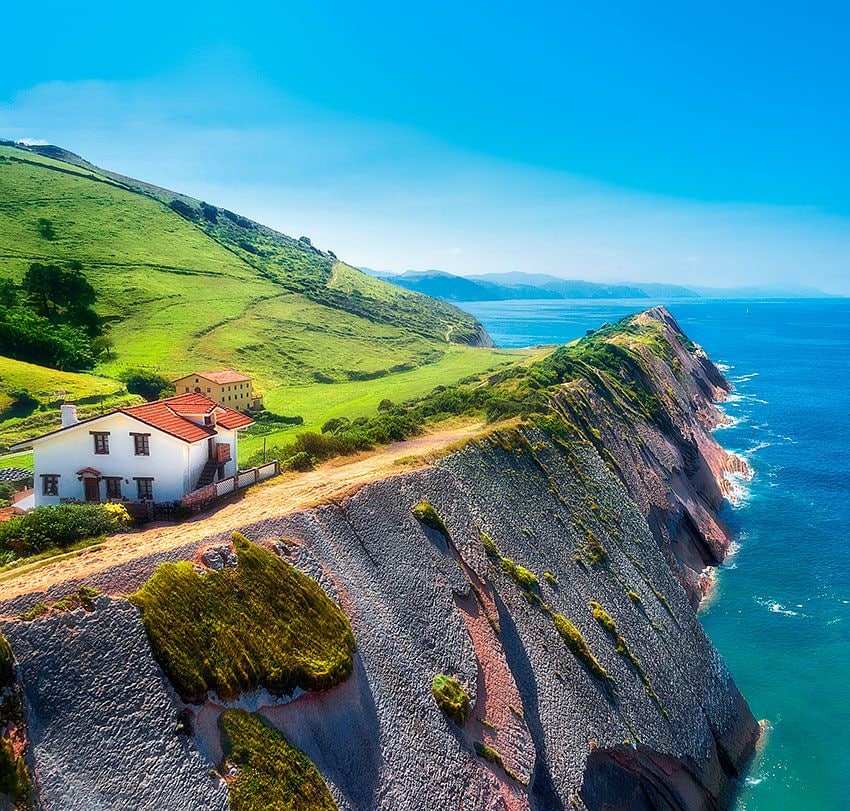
[29,413,245,508]
[32,413,191,507]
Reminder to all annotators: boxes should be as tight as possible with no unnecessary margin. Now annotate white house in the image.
[11,393,253,508]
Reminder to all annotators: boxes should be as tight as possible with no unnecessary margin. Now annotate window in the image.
[207,387,211,393]
[135,478,154,500]
[41,474,59,496]
[105,477,122,498]
[185,386,190,392]
[132,433,150,456]
[91,431,110,454]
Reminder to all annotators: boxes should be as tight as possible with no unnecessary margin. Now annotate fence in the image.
[180,460,280,514]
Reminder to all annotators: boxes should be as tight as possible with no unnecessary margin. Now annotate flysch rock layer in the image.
[0,308,758,810]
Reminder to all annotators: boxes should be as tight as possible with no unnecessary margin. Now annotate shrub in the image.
[252,411,303,425]
[220,709,336,811]
[282,451,313,472]
[19,586,101,621]
[431,674,470,725]
[130,533,355,701]
[0,503,131,559]
[118,368,175,401]
[543,571,559,589]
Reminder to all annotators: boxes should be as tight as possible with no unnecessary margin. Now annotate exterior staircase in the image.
[194,459,218,491]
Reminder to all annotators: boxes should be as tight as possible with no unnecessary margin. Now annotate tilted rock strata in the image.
[0,309,758,809]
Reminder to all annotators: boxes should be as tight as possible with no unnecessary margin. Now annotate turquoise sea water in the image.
[460,298,850,810]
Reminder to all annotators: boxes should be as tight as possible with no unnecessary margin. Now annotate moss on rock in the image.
[431,674,471,726]
[411,501,449,537]
[220,709,336,811]
[130,533,355,701]
[0,632,31,810]
[548,611,612,688]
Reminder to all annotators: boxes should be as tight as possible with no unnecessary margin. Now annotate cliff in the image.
[0,307,758,810]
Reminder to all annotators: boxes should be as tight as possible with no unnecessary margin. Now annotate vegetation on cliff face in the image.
[130,533,355,701]
[589,600,662,709]
[548,611,613,688]
[219,709,337,811]
[431,674,471,726]
[0,632,31,810]
[412,501,449,537]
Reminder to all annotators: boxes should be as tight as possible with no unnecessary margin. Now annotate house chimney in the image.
[60,403,78,427]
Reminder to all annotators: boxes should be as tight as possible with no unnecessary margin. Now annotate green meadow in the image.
[0,143,522,463]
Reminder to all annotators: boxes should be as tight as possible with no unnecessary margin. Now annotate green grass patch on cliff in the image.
[219,709,336,811]
[589,600,663,710]
[548,610,613,689]
[130,533,355,701]
[412,501,449,537]
[431,674,471,726]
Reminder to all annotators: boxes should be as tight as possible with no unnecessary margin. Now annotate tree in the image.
[119,368,175,402]
[0,279,18,308]
[21,262,100,335]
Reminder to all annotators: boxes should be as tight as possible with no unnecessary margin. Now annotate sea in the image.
[459,297,850,810]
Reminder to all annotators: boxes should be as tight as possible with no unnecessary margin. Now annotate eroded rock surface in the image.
[0,309,758,810]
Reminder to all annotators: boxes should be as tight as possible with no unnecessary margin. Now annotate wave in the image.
[731,372,760,383]
[746,441,771,456]
[754,596,806,617]
[724,471,753,507]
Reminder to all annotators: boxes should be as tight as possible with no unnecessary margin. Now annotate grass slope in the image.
[0,143,486,387]
[0,143,513,457]
[0,356,138,454]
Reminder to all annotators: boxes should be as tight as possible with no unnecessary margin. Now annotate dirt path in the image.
[0,423,482,602]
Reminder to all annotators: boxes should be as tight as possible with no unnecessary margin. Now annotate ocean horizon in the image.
[460,296,850,810]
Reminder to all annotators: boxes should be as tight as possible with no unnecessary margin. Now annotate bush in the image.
[282,451,313,472]
[431,674,470,726]
[119,368,175,401]
[0,503,131,559]
[252,411,303,426]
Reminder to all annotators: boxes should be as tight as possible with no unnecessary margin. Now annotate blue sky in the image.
[2,1,849,291]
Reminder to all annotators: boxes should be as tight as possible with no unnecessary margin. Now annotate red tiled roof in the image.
[123,393,253,442]
[192,369,253,385]
[11,393,253,449]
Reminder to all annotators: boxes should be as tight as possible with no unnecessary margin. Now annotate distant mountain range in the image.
[362,268,834,302]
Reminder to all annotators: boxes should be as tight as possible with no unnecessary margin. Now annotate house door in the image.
[84,477,100,503]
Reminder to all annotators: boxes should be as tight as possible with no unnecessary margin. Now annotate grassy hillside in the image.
[0,143,518,460]
[0,356,140,459]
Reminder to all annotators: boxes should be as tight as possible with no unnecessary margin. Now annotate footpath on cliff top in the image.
[0,421,485,605]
